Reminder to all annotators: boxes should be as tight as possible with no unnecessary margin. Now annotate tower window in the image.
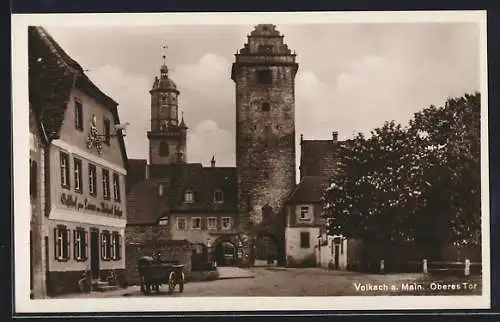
[261,102,270,112]
[159,141,169,156]
[257,70,272,84]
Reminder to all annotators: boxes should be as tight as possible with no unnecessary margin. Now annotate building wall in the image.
[148,131,187,165]
[58,87,124,167]
[125,236,192,285]
[125,227,192,285]
[287,203,325,227]
[29,107,46,298]
[48,144,127,223]
[45,220,125,272]
[234,50,297,228]
[44,87,127,295]
[316,235,349,270]
[284,227,319,267]
[169,213,238,244]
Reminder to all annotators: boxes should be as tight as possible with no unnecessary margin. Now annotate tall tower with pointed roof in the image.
[147,49,188,165]
[231,24,298,231]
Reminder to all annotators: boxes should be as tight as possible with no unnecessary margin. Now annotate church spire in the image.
[179,111,188,129]
[160,44,169,78]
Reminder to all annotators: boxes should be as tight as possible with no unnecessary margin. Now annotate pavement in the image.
[48,266,482,298]
[217,266,255,280]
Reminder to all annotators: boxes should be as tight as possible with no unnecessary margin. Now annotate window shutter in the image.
[73,230,77,260]
[117,234,122,260]
[100,233,105,260]
[65,229,70,259]
[53,228,58,260]
[84,231,89,260]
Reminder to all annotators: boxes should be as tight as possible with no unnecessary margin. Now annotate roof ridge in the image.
[35,26,82,75]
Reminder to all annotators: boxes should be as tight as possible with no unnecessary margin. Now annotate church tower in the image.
[231,24,298,229]
[147,48,188,165]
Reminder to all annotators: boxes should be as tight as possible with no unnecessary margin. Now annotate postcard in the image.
[12,10,489,313]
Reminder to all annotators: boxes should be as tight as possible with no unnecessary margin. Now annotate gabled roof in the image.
[299,138,342,182]
[126,180,170,225]
[168,164,238,212]
[28,26,128,168]
[286,176,326,204]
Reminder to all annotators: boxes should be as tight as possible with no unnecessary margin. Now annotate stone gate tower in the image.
[231,24,298,234]
[147,58,188,165]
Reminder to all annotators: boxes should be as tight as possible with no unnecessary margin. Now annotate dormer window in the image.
[213,189,224,204]
[183,189,194,203]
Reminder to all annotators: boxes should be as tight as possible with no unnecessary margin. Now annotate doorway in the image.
[90,229,100,279]
[214,241,236,266]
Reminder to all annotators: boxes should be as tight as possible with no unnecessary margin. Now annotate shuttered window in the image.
[73,228,88,261]
[111,232,122,260]
[100,230,111,260]
[54,226,70,261]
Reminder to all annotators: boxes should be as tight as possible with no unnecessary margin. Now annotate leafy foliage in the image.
[323,93,481,249]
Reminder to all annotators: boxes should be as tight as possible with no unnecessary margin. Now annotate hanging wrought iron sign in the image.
[86,114,103,154]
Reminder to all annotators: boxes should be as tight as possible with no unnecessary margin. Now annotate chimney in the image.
[211,155,216,168]
[332,131,338,142]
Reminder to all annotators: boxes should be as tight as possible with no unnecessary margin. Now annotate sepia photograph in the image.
[12,11,489,313]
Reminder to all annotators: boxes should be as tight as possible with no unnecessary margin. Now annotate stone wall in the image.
[125,230,192,285]
[234,63,297,229]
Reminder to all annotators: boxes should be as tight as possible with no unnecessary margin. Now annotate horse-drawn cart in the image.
[137,256,185,295]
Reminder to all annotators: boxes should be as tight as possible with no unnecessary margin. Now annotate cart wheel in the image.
[168,272,176,294]
[179,272,185,293]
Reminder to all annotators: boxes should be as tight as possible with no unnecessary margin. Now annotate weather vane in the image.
[162,44,168,65]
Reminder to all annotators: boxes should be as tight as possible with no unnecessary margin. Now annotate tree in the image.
[409,93,481,250]
[323,93,481,253]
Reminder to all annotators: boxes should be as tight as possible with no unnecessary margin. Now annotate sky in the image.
[44,23,480,171]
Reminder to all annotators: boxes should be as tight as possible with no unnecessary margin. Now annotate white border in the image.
[12,11,489,313]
